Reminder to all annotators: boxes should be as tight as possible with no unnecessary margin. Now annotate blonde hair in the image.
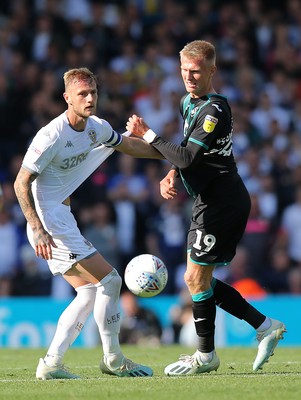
[63,67,97,90]
[180,40,216,65]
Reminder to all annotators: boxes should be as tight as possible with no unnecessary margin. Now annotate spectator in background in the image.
[64,0,92,24]
[13,243,52,296]
[290,100,301,133]
[271,148,296,216]
[0,71,16,143]
[238,148,264,195]
[264,68,295,108]
[250,92,291,140]
[145,196,187,294]
[262,247,291,294]
[0,204,19,296]
[31,13,55,64]
[133,77,175,137]
[107,154,150,268]
[287,267,301,294]
[257,174,278,221]
[109,39,140,96]
[240,193,273,280]
[169,288,197,346]
[134,43,164,93]
[226,245,267,299]
[119,290,162,346]
[142,159,166,213]
[280,185,301,265]
[82,200,121,272]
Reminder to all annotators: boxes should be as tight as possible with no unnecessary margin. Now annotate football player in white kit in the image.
[14,67,162,379]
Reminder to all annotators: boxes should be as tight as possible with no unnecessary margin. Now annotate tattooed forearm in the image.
[14,168,43,231]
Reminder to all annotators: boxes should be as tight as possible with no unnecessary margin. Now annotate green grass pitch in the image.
[1,346,300,400]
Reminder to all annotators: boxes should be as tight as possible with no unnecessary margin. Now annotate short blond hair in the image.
[180,40,216,65]
[63,67,97,90]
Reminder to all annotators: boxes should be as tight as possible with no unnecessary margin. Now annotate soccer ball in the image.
[124,254,168,298]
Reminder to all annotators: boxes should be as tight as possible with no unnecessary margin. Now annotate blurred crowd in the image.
[1,0,301,299]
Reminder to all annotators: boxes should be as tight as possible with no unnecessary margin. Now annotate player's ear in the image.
[63,92,71,105]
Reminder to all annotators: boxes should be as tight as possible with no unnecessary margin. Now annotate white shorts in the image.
[27,203,97,275]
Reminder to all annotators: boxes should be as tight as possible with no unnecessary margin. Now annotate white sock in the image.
[197,350,214,364]
[93,269,122,362]
[257,317,272,332]
[45,283,96,366]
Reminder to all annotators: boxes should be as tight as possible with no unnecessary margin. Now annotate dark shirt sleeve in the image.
[150,98,231,170]
[151,136,205,169]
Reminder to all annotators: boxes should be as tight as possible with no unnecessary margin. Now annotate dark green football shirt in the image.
[150,93,238,198]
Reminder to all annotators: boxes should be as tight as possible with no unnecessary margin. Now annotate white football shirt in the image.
[22,112,124,209]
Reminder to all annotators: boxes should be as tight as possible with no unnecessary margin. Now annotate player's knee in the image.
[109,270,122,293]
[98,268,122,297]
[184,269,212,293]
[184,269,195,290]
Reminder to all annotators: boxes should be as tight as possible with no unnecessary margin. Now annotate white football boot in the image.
[100,355,153,377]
[253,319,286,371]
[36,358,80,380]
[164,350,220,376]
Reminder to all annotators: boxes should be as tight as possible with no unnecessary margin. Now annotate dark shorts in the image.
[187,174,251,266]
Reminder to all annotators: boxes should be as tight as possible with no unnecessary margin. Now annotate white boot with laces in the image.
[164,350,220,376]
[100,354,153,377]
[36,358,80,380]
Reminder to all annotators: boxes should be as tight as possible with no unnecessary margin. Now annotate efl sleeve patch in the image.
[203,115,218,133]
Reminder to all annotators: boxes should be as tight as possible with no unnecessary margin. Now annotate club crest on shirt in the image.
[203,115,218,133]
[88,130,97,145]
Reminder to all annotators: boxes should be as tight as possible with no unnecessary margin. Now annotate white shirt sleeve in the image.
[22,128,59,175]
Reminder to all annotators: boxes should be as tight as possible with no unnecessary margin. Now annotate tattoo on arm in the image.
[14,169,43,232]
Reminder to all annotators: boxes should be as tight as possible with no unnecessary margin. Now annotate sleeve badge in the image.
[203,115,218,133]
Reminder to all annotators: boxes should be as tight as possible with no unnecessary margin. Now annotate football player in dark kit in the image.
[126,40,286,375]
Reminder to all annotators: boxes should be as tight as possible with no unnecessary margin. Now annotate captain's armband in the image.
[103,130,123,147]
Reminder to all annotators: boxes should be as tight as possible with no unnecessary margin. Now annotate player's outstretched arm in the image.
[14,167,57,259]
[115,135,164,159]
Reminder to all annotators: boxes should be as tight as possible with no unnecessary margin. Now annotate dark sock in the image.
[192,297,216,353]
[244,304,266,329]
[213,279,266,329]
